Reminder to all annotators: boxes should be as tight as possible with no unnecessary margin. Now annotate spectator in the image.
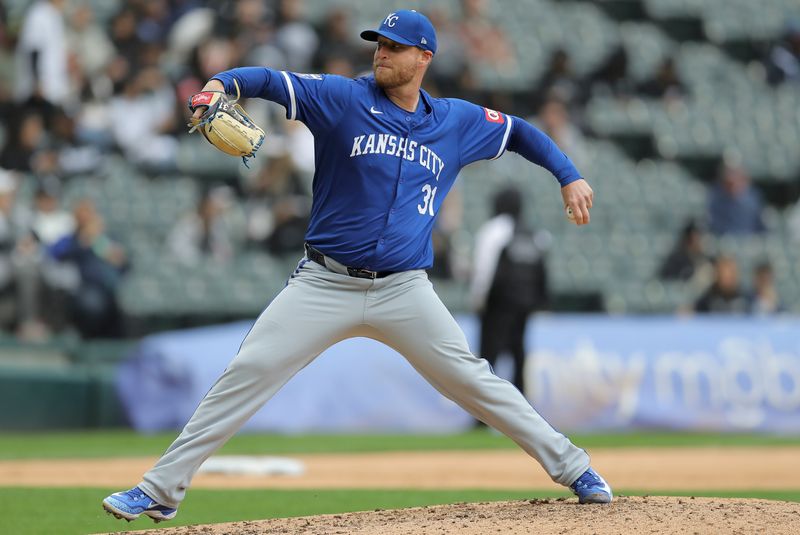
[13,0,70,107]
[167,186,243,264]
[252,117,314,245]
[135,0,175,45]
[765,22,800,86]
[166,5,216,72]
[108,8,142,73]
[428,186,465,280]
[583,45,635,101]
[0,3,7,45]
[533,96,588,168]
[44,109,105,176]
[471,187,550,397]
[265,195,310,255]
[0,110,46,172]
[637,57,687,100]
[707,163,765,236]
[536,48,580,109]
[221,0,280,67]
[312,7,365,73]
[0,3,13,100]
[283,119,315,186]
[241,150,311,254]
[49,199,129,338]
[693,255,748,314]
[67,3,115,81]
[747,261,783,315]
[176,37,239,115]
[14,175,76,338]
[275,0,319,73]
[788,196,800,242]
[456,0,518,82]
[0,170,21,330]
[658,220,713,290]
[320,55,356,78]
[109,68,179,172]
[27,175,75,246]
[424,7,468,96]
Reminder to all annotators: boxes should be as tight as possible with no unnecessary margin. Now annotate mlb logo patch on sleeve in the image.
[484,108,504,124]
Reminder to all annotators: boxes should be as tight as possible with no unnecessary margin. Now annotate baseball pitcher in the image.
[103,9,611,524]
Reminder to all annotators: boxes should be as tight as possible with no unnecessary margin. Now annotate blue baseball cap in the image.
[360,10,437,54]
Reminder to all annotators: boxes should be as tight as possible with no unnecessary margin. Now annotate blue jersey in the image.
[213,68,581,271]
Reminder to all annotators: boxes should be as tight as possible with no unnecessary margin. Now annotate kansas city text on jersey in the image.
[350,133,445,181]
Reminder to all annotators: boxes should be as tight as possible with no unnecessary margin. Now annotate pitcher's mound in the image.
[113,496,800,535]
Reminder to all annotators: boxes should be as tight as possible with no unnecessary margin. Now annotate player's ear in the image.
[419,50,433,67]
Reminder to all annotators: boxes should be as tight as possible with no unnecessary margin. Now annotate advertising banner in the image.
[527,316,800,433]
[119,315,800,433]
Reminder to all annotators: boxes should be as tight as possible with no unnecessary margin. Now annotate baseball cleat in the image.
[569,467,613,504]
[102,486,177,523]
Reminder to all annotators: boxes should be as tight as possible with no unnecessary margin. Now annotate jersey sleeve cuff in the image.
[558,174,583,187]
[279,71,297,121]
[210,74,233,93]
[489,114,513,160]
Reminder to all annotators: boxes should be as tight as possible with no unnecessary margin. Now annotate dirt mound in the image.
[110,496,800,535]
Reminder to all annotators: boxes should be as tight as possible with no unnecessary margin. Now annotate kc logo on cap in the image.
[384,13,399,27]
[360,9,438,54]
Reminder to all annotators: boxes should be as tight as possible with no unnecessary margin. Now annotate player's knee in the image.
[228,347,310,378]
[227,352,284,377]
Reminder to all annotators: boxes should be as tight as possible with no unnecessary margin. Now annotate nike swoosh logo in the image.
[370,106,383,115]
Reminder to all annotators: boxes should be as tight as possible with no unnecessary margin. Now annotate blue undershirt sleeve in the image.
[212,67,285,102]
[211,68,353,134]
[507,116,582,187]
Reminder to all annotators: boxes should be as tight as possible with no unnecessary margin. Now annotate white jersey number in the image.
[417,184,437,217]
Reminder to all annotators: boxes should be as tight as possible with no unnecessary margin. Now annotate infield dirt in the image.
[4,447,799,490]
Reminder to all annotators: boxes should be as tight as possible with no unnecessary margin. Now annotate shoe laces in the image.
[574,469,602,489]
[122,487,149,503]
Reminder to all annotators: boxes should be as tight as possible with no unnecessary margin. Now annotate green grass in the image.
[4,487,557,535]
[2,432,798,533]
[1,430,800,460]
[4,487,800,535]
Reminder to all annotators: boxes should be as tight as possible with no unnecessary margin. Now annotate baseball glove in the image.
[188,79,265,166]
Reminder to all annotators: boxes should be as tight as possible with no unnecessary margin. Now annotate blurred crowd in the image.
[657,218,784,316]
[0,0,797,340]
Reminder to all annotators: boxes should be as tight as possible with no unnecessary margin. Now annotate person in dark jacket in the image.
[49,199,128,337]
[471,187,549,397]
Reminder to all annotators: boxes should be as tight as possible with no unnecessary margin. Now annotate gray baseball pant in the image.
[139,257,589,508]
